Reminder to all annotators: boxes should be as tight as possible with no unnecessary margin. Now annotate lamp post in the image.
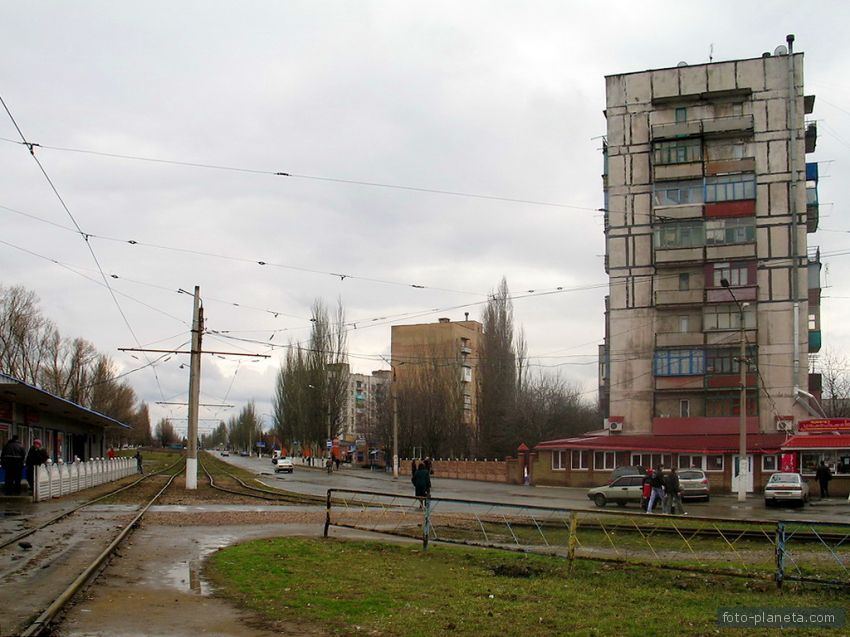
[721,278,749,503]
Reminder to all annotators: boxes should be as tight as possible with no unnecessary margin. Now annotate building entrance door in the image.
[732,454,754,493]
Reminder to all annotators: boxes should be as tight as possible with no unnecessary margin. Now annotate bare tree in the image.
[154,418,179,447]
[819,349,850,417]
[0,285,58,383]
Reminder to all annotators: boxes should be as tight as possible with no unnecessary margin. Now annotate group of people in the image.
[1,436,49,496]
[641,466,686,515]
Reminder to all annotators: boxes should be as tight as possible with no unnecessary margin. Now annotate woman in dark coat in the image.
[25,439,49,494]
[412,462,431,505]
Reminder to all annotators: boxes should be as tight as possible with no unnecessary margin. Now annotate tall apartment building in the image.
[533,41,841,493]
[341,371,390,441]
[391,318,482,450]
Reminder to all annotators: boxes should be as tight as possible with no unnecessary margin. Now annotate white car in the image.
[273,456,294,474]
[764,472,810,507]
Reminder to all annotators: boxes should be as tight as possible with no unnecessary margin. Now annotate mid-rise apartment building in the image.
[533,41,850,494]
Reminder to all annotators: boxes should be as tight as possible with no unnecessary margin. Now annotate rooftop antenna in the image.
[709,43,714,63]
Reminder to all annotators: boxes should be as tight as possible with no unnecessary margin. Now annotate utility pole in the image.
[392,379,399,480]
[186,286,202,490]
[722,278,749,502]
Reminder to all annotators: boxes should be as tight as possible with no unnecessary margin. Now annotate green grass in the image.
[205,537,846,636]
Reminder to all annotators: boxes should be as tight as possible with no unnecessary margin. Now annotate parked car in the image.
[220,450,230,457]
[678,469,710,501]
[587,475,644,507]
[609,466,646,484]
[273,456,294,474]
[239,450,250,457]
[764,472,810,507]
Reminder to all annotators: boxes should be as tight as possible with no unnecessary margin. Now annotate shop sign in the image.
[798,418,850,432]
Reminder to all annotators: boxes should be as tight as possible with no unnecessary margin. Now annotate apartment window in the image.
[703,304,756,331]
[705,347,757,374]
[552,451,567,471]
[654,139,702,165]
[678,316,689,333]
[653,349,704,376]
[712,262,750,288]
[675,107,688,123]
[653,179,703,206]
[678,454,703,469]
[705,173,756,202]
[571,450,590,470]
[705,391,757,417]
[678,273,690,291]
[706,455,724,471]
[654,221,704,248]
[809,313,817,330]
[704,217,755,245]
[594,451,616,471]
[679,399,690,417]
[762,455,778,472]
[461,366,472,383]
[462,394,472,410]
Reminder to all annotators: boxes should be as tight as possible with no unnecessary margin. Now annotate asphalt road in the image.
[216,452,850,523]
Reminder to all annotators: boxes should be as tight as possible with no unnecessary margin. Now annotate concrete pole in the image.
[392,384,399,480]
[185,286,202,490]
[738,304,747,502]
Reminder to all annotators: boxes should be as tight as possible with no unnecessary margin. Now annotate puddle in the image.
[163,534,235,596]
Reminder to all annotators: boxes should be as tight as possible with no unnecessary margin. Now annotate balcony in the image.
[656,332,704,347]
[806,162,819,183]
[651,115,754,141]
[654,289,704,306]
[655,246,704,265]
[806,121,817,153]
[809,330,822,353]
[806,185,819,233]
[706,285,757,304]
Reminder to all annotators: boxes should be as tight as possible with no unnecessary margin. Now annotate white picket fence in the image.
[33,457,137,502]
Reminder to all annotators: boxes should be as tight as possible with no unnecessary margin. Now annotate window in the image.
[704,217,755,245]
[654,221,704,248]
[653,349,704,376]
[678,316,689,333]
[705,391,757,416]
[461,366,472,383]
[654,139,702,165]
[632,453,673,469]
[552,451,567,471]
[808,313,817,330]
[679,399,690,417]
[712,262,750,288]
[705,174,756,202]
[678,454,704,469]
[703,304,756,331]
[706,347,757,374]
[571,450,590,470]
[463,394,472,410]
[762,455,778,472]
[678,273,690,291]
[594,451,616,471]
[675,107,687,123]
[653,179,703,206]
[705,455,724,471]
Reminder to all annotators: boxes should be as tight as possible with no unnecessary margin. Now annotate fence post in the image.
[567,511,578,572]
[323,489,332,538]
[775,521,786,589]
[423,496,431,551]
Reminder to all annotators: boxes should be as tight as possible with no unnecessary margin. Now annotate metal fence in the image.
[324,488,850,589]
[34,457,137,501]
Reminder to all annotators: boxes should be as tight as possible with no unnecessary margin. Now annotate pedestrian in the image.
[663,467,686,515]
[25,439,48,494]
[424,457,433,475]
[1,435,26,495]
[646,467,665,514]
[412,461,431,509]
[334,455,340,471]
[641,468,653,512]
[326,456,333,474]
[410,459,418,476]
[816,460,832,499]
[134,450,143,474]
[107,447,116,460]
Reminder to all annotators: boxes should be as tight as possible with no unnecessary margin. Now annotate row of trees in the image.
[0,284,152,446]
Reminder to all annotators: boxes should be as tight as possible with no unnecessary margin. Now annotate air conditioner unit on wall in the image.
[608,421,623,432]
[776,419,794,432]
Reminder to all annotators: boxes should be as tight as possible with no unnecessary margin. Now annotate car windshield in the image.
[768,474,799,484]
[679,471,703,480]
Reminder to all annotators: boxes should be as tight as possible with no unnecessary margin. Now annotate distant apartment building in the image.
[341,371,391,441]
[534,41,850,494]
[391,317,482,445]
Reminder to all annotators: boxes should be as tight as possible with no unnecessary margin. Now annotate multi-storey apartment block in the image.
[534,40,850,494]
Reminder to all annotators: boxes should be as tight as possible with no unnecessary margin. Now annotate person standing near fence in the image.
[1,435,25,495]
[663,467,686,515]
[412,461,431,509]
[25,439,48,494]
[134,450,143,474]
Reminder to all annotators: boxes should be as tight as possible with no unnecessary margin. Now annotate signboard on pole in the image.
[326,439,333,448]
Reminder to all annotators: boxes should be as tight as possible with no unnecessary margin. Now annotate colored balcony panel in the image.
[809,329,822,353]
[806,162,818,183]
[806,122,817,153]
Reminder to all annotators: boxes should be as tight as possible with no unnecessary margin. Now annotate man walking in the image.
[645,467,665,514]
[412,461,431,509]
[663,466,686,515]
[816,461,832,499]
[1,435,26,495]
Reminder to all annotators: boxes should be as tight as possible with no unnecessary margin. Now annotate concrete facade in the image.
[600,51,820,438]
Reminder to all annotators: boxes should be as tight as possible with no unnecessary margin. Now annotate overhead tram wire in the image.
[0,94,168,401]
[0,137,600,213]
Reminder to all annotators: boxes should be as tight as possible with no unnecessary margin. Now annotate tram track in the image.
[199,453,324,505]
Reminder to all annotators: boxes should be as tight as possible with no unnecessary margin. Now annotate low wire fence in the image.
[34,457,137,501]
[324,488,850,589]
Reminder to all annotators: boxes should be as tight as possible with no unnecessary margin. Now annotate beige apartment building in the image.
[533,41,849,494]
[391,317,482,446]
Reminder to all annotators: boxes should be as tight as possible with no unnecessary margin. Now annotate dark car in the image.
[609,466,646,484]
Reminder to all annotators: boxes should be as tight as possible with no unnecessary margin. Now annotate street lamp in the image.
[721,278,749,503]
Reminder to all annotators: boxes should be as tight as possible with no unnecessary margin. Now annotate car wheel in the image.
[593,494,607,507]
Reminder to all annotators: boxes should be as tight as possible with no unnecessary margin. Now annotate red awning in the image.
[781,434,850,450]
[534,433,787,454]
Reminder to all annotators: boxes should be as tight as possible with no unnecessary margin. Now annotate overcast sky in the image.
[2,2,849,436]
